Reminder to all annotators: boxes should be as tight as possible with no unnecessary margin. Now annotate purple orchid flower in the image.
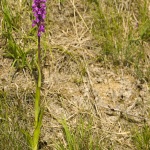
[32,0,46,36]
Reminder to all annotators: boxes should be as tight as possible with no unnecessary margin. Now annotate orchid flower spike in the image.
[32,0,47,37]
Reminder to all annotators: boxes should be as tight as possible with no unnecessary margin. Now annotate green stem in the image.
[35,36,41,127]
[38,36,41,74]
[35,85,40,127]
[32,35,42,150]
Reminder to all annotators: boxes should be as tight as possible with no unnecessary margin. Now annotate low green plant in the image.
[132,124,150,150]
[1,0,32,70]
[56,118,101,150]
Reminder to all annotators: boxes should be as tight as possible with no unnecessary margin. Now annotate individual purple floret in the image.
[32,0,46,36]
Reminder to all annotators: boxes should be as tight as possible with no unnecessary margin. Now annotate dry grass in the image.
[0,0,150,149]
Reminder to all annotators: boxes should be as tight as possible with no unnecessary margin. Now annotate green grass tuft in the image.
[56,118,102,150]
[132,124,150,150]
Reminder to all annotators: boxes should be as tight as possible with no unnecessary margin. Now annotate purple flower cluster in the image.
[32,0,46,36]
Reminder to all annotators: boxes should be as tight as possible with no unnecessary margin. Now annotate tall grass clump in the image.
[89,0,150,81]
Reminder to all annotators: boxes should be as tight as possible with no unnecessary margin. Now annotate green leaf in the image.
[20,129,33,148]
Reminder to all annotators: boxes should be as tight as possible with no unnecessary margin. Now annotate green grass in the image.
[0,90,29,150]
[1,0,36,71]
[56,118,102,150]
[132,125,150,150]
[89,0,150,82]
